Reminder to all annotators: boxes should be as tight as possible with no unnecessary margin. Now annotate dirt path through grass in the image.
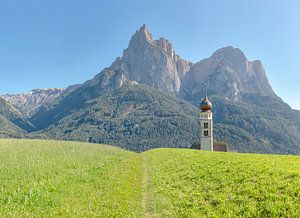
[142,154,151,217]
[2,140,300,216]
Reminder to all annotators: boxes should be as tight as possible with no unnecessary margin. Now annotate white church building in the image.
[199,95,213,151]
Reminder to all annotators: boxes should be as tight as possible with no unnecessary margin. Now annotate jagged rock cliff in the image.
[92,24,192,95]
[91,26,277,105]
[2,88,64,117]
[179,46,278,103]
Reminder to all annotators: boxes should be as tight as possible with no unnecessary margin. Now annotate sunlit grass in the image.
[144,149,300,217]
[0,139,299,216]
[0,139,143,217]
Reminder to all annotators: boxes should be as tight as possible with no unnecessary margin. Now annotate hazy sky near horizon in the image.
[0,0,299,109]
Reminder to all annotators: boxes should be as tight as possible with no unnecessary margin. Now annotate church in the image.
[197,92,228,152]
[199,95,213,150]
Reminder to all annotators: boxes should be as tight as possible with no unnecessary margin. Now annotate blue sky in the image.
[0,0,299,109]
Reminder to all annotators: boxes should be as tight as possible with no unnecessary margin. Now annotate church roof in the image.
[200,97,212,112]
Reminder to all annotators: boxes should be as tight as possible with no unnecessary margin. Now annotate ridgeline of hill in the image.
[1,139,299,216]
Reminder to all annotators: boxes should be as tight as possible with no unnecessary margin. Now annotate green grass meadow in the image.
[145,149,300,217]
[0,139,143,217]
[0,139,300,217]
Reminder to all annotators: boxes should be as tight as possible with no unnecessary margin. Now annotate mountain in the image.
[22,25,300,154]
[29,70,129,130]
[36,84,200,152]
[0,115,25,138]
[177,46,300,154]
[34,83,300,154]
[95,24,191,95]
[2,88,64,117]
[179,46,278,103]
[212,96,300,154]
[29,25,191,130]
[0,97,34,132]
[125,24,192,93]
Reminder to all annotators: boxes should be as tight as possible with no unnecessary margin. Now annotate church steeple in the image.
[200,97,212,112]
[200,84,212,112]
[199,84,213,151]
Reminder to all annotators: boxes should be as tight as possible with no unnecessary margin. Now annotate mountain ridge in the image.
[179,46,278,103]
[2,88,64,117]
[1,24,299,154]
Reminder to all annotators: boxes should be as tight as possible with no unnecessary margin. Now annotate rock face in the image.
[92,24,192,95]
[97,25,277,103]
[91,26,277,104]
[2,88,64,117]
[179,46,278,103]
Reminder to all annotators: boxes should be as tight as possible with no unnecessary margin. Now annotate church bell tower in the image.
[200,86,213,151]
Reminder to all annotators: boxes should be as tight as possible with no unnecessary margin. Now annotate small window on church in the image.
[204,123,208,129]
[204,130,209,136]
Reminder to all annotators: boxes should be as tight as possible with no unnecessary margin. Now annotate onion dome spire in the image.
[200,83,212,112]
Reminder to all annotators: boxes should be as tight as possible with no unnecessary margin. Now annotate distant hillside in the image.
[0,116,25,137]
[1,139,299,216]
[39,84,200,152]
[0,97,34,132]
[29,83,299,154]
[2,88,64,117]
[212,96,300,154]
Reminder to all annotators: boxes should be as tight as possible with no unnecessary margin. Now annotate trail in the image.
[142,154,151,217]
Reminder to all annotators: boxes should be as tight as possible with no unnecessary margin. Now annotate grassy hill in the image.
[0,139,299,216]
[145,149,300,217]
[0,139,143,217]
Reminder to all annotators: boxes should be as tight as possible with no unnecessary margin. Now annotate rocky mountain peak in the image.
[29,88,64,95]
[2,88,64,117]
[156,38,174,57]
[128,24,155,47]
[89,26,277,103]
[139,24,150,35]
[180,46,278,102]
[211,46,247,63]
[92,24,192,95]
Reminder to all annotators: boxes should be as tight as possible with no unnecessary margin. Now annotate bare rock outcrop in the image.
[179,46,277,102]
[2,88,64,117]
